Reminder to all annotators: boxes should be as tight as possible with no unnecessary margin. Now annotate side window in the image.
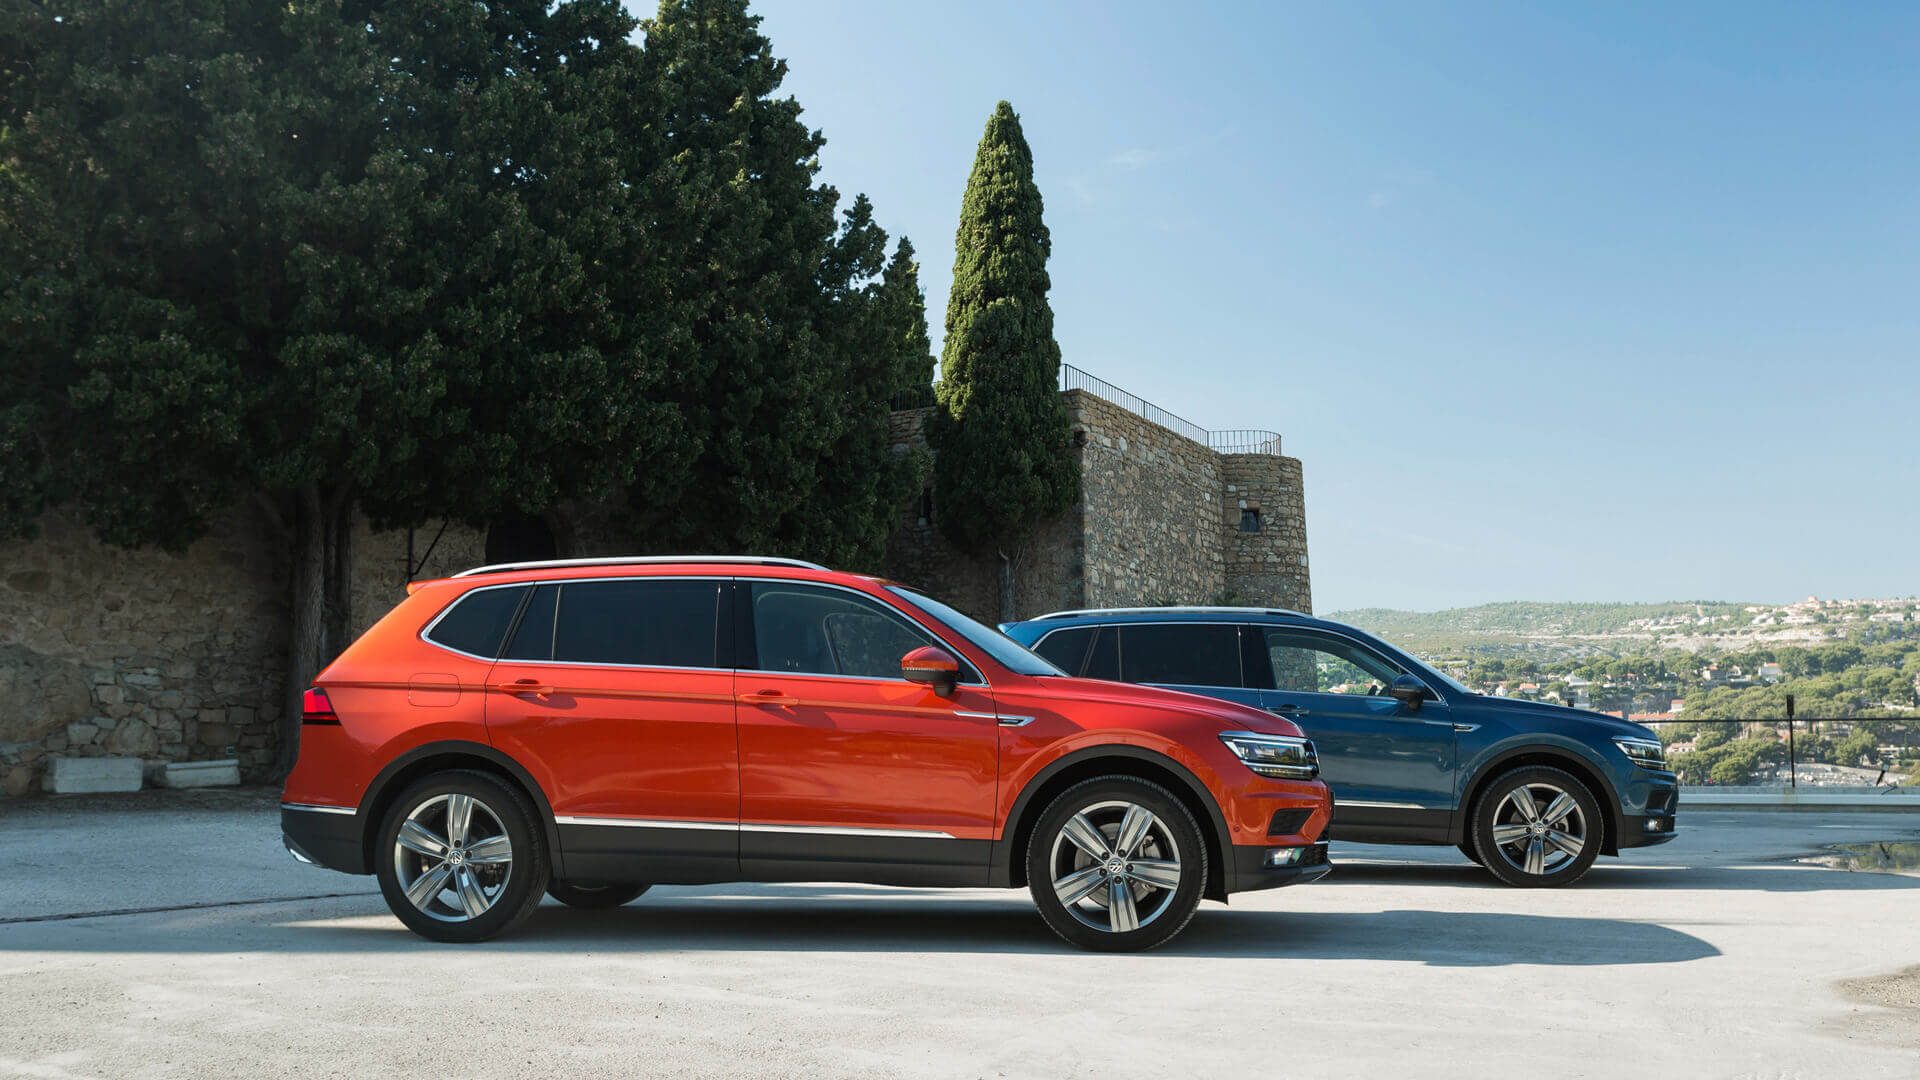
[1119,624,1242,687]
[425,586,527,658]
[1263,628,1409,696]
[1033,627,1095,675]
[748,583,978,682]
[501,584,558,661]
[551,579,720,668]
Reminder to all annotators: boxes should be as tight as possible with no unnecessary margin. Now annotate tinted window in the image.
[1034,627,1095,675]
[886,587,1063,676]
[1263,628,1408,696]
[751,583,976,681]
[1120,624,1242,687]
[552,579,720,668]
[425,586,527,658]
[502,584,558,661]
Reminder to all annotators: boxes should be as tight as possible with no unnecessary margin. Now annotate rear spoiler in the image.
[405,577,450,596]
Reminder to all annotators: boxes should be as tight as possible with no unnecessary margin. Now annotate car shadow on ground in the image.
[0,887,1718,965]
[1324,857,1920,892]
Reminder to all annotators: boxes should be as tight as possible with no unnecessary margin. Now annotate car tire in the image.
[1457,841,1483,866]
[1026,775,1208,952]
[547,880,650,908]
[1469,765,1603,888]
[374,769,549,942]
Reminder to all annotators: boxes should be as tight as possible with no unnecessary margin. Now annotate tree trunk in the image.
[997,547,1017,624]
[324,504,353,659]
[273,485,327,781]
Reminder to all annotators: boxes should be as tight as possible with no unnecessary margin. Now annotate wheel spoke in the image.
[465,835,513,865]
[403,861,453,909]
[1545,829,1584,858]
[1107,878,1139,933]
[444,794,474,847]
[1492,823,1531,846]
[1523,837,1546,876]
[1540,793,1577,828]
[453,867,488,918]
[1052,865,1107,906]
[397,820,448,859]
[1128,858,1182,890]
[1508,786,1542,825]
[1114,804,1156,856]
[1060,813,1112,860]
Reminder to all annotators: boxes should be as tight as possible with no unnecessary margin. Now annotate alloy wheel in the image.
[1047,800,1184,934]
[1488,782,1586,877]
[392,793,515,922]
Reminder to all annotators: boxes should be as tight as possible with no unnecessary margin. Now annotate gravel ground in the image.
[1,801,1917,1079]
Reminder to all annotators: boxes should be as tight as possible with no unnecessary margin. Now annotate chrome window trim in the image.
[419,575,993,688]
[741,578,991,688]
[553,815,957,840]
[282,802,356,816]
[1334,800,1428,810]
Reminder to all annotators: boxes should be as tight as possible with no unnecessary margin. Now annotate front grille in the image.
[1268,808,1313,836]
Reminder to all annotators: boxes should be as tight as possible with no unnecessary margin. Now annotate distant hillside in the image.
[1327,601,1757,655]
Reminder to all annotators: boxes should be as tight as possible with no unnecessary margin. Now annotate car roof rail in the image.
[1024,605,1312,621]
[450,555,829,578]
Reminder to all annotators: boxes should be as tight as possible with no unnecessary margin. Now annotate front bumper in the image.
[1617,785,1679,849]
[1229,840,1332,893]
[281,803,366,874]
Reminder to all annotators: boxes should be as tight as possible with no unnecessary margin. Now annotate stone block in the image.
[156,758,240,788]
[42,756,143,794]
[103,718,159,757]
[198,722,237,747]
[65,722,98,745]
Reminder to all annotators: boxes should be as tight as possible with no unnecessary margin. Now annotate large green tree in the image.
[621,0,912,567]
[1,0,679,774]
[928,101,1077,621]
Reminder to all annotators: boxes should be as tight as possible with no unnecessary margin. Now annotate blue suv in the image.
[1002,607,1678,887]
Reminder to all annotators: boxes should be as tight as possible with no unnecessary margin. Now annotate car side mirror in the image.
[1387,674,1426,711]
[901,646,960,698]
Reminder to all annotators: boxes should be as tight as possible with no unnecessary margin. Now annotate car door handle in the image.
[740,689,799,707]
[1267,704,1310,717]
[493,680,553,698]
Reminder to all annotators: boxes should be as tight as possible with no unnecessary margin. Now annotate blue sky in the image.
[666,1,1919,611]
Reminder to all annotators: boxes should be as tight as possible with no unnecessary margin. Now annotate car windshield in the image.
[887,588,1065,676]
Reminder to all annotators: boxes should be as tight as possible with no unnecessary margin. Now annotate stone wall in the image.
[881,388,1311,623]
[0,510,286,796]
[1221,454,1313,613]
[1073,392,1226,608]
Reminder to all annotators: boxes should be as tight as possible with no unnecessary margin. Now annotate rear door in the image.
[483,576,739,883]
[734,581,999,885]
[1254,627,1456,841]
[1114,622,1265,710]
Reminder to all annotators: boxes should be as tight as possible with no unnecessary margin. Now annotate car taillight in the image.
[302,687,340,725]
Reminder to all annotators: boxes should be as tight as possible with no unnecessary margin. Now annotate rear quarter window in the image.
[1119,624,1242,688]
[424,586,528,658]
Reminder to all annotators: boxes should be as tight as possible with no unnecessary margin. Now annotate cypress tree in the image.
[929,101,1077,621]
[880,238,936,402]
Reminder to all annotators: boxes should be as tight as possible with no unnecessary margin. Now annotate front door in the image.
[1255,627,1456,842]
[483,577,739,883]
[734,581,999,885]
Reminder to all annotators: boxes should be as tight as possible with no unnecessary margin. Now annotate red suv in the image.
[281,557,1333,951]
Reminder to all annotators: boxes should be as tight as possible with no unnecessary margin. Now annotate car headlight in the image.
[1614,736,1668,770]
[1220,732,1319,780]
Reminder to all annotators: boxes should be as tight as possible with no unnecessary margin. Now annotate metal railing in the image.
[1060,364,1282,456]
[1633,716,1917,791]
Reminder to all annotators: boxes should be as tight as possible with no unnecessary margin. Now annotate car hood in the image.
[1461,694,1659,740]
[1026,676,1306,738]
